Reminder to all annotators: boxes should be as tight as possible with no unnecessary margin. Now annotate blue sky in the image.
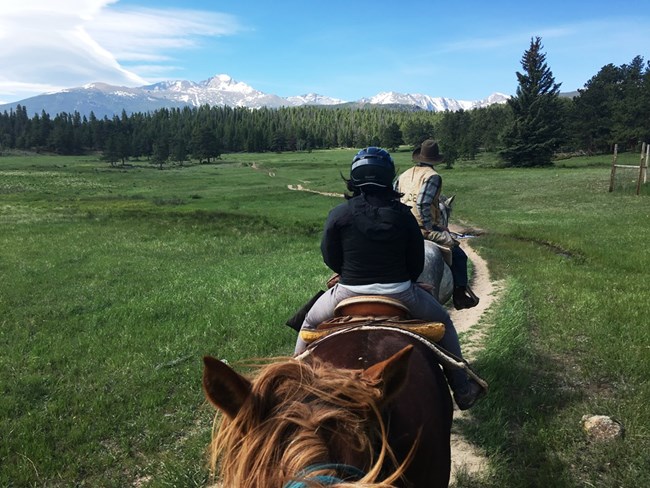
[1,0,649,104]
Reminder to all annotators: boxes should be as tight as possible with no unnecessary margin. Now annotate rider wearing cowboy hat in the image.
[395,139,479,310]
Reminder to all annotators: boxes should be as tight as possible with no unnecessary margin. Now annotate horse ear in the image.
[202,356,252,419]
[361,345,413,404]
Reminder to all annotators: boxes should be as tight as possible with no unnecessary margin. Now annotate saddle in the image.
[297,295,488,391]
[299,295,446,345]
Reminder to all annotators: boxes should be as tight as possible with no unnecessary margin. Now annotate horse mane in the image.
[207,355,408,487]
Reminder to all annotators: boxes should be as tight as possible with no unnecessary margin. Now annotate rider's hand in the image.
[326,273,340,288]
[425,230,457,247]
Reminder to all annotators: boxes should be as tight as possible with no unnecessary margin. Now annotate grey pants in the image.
[294,283,470,392]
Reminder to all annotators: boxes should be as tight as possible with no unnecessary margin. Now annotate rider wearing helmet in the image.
[294,147,485,410]
[349,146,397,188]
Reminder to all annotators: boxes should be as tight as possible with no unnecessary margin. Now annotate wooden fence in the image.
[608,142,649,195]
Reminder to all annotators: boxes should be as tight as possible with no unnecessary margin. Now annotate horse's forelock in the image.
[208,356,401,487]
[251,358,382,411]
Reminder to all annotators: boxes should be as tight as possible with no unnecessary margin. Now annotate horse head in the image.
[202,346,415,487]
[438,194,455,229]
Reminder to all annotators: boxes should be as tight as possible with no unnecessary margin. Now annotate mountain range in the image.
[0,74,510,119]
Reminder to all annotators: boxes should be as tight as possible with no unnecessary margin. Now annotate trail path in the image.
[287,184,343,198]
[446,228,503,484]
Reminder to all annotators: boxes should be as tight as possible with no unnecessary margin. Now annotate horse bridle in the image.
[284,463,367,487]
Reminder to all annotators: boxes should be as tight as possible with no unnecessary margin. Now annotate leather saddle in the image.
[299,295,446,345]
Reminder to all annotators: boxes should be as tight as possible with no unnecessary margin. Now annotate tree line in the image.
[0,103,444,163]
[1,44,648,168]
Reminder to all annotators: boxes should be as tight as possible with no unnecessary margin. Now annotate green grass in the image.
[443,153,649,488]
[0,150,648,487]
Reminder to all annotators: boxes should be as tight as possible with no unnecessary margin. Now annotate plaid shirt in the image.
[395,165,443,231]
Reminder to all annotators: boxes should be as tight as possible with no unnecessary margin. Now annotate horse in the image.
[202,325,454,488]
[419,240,453,304]
[417,194,455,304]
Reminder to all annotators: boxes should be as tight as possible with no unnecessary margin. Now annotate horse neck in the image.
[438,204,450,228]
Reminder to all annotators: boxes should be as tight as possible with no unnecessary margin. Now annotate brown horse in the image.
[202,327,453,488]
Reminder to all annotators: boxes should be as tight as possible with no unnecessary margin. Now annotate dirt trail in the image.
[287,184,343,198]
[447,229,503,484]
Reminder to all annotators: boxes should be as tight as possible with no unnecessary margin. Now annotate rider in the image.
[294,147,485,410]
[395,139,479,310]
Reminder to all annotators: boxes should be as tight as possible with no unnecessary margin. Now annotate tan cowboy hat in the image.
[412,139,444,164]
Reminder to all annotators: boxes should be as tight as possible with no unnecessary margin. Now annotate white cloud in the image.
[87,7,240,61]
[0,0,242,102]
[436,19,646,57]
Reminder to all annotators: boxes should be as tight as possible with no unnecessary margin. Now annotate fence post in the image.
[636,142,647,195]
[643,144,650,183]
[609,144,618,193]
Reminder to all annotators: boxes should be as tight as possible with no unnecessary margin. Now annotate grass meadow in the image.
[1,148,648,487]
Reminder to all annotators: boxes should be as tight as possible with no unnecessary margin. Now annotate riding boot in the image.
[444,369,485,410]
[453,285,479,310]
[453,378,486,410]
[286,290,325,331]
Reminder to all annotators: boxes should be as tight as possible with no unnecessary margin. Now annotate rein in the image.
[284,463,366,487]
[296,323,488,390]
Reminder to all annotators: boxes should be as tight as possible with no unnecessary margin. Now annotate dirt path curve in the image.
[287,184,343,198]
[447,227,504,484]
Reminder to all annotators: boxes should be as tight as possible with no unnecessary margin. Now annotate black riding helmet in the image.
[350,147,395,188]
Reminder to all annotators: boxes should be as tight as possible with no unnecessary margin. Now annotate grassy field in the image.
[1,148,648,487]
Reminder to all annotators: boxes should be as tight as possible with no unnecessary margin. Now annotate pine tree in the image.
[101,133,120,167]
[402,119,434,147]
[151,138,169,170]
[191,125,220,163]
[170,136,189,166]
[614,56,649,148]
[380,122,403,151]
[437,110,475,166]
[570,63,621,153]
[501,37,563,167]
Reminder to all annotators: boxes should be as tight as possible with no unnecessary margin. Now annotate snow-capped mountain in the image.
[0,74,509,118]
[286,93,346,106]
[142,74,289,109]
[358,91,509,111]
[473,92,511,108]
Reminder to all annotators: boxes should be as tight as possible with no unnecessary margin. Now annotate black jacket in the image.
[320,192,424,286]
